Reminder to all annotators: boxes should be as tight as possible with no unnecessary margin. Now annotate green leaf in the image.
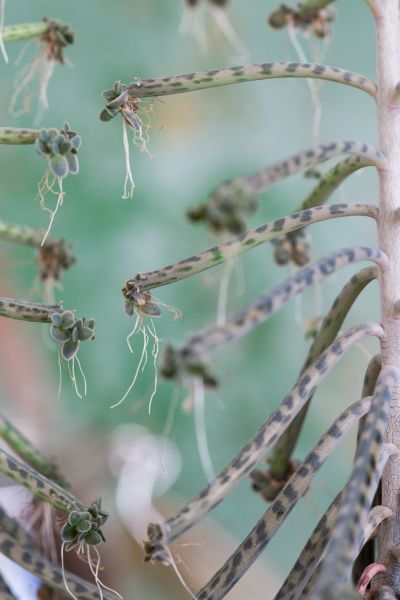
[61,311,75,328]
[61,522,77,542]
[51,312,63,326]
[76,519,91,533]
[77,326,94,341]
[49,154,69,178]
[50,326,71,343]
[66,152,79,175]
[68,511,81,527]
[84,530,103,546]
[61,339,80,360]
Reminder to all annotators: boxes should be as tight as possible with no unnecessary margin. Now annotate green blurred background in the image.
[0,1,380,598]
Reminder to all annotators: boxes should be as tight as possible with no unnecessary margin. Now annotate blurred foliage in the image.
[0,1,379,597]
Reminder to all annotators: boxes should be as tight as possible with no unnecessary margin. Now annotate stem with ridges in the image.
[373,1,400,589]
[145,324,383,558]
[0,414,67,485]
[124,62,377,98]
[0,447,85,513]
[0,127,40,144]
[1,22,48,43]
[268,267,377,484]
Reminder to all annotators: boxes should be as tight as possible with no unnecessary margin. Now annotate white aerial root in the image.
[147,319,160,415]
[67,356,88,400]
[160,386,180,474]
[288,23,322,144]
[122,118,135,199]
[9,45,57,123]
[87,545,123,600]
[121,104,153,199]
[179,2,208,52]
[37,171,65,246]
[112,322,150,409]
[192,376,216,482]
[210,5,248,60]
[165,546,198,600]
[61,542,79,600]
[216,257,234,327]
[0,0,8,64]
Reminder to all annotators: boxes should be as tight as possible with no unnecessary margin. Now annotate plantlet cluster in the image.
[1,1,400,599]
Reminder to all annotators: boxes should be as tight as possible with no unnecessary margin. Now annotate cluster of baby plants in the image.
[3,0,400,599]
[0,9,117,600]
[98,0,400,598]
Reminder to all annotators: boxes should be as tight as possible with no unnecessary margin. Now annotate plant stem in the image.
[374,0,400,585]
[0,298,61,323]
[268,266,377,483]
[145,323,383,560]
[301,156,371,211]
[1,22,48,43]
[0,448,85,513]
[276,490,342,599]
[197,396,372,600]
[184,247,384,357]
[126,204,377,294]
[315,368,400,597]
[0,414,67,485]
[209,140,383,209]
[0,220,56,248]
[125,62,377,98]
[0,527,112,600]
[0,127,39,144]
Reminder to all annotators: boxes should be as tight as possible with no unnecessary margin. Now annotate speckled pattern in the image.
[0,127,40,144]
[378,586,397,599]
[126,62,377,98]
[296,502,392,600]
[184,247,385,357]
[312,367,400,599]
[0,219,57,248]
[0,297,62,323]
[2,22,48,43]
[268,267,377,484]
[210,141,384,208]
[0,448,84,513]
[196,397,373,600]
[145,323,384,563]
[275,491,342,600]
[0,413,67,485]
[0,530,110,600]
[301,155,371,211]
[124,203,378,301]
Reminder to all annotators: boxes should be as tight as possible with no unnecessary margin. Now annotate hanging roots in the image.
[49,310,95,398]
[0,0,8,63]
[180,0,247,58]
[37,171,65,245]
[9,18,74,123]
[111,315,161,412]
[35,123,81,243]
[61,499,121,600]
[114,283,184,411]
[100,81,153,198]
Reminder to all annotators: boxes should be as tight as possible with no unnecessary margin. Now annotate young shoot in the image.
[100,81,153,199]
[9,18,74,123]
[113,284,183,411]
[49,310,94,399]
[60,498,121,600]
[35,123,81,244]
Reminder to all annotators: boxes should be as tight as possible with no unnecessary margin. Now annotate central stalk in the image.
[374,0,400,581]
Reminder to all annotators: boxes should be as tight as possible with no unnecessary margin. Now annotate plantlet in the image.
[100,0,400,597]
[5,1,400,599]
